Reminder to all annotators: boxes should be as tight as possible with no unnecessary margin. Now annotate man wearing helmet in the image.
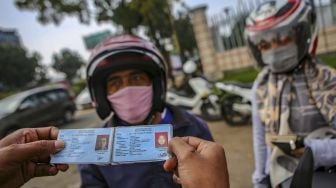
[245,0,336,187]
[79,34,213,187]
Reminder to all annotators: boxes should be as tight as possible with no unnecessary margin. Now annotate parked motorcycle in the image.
[166,60,222,121]
[215,81,252,126]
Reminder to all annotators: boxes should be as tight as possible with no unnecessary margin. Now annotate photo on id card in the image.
[50,124,172,165]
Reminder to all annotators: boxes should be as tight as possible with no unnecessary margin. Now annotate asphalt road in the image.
[22,109,254,188]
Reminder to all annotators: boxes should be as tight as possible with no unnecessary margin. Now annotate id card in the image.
[50,128,114,164]
[50,124,172,164]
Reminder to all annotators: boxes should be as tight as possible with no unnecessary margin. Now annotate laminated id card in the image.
[50,124,172,164]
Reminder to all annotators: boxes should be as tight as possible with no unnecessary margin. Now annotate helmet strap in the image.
[292,55,311,73]
[144,114,156,125]
[143,109,161,125]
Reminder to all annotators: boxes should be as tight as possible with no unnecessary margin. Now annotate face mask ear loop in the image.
[143,84,157,125]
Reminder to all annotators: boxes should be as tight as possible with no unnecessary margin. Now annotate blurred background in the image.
[0,0,336,187]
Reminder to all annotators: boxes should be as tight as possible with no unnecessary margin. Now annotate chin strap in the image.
[144,114,156,125]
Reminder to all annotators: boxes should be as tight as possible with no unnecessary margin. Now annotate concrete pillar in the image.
[190,5,222,80]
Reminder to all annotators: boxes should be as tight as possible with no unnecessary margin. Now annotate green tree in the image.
[52,49,85,83]
[111,1,142,33]
[15,0,172,44]
[175,11,198,60]
[130,0,172,39]
[130,0,174,79]
[15,0,90,25]
[0,45,42,90]
[15,0,175,80]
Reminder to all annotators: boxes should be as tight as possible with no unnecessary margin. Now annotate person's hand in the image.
[291,147,305,158]
[0,127,69,188]
[163,136,229,188]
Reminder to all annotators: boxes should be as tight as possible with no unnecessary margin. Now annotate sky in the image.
[0,0,236,66]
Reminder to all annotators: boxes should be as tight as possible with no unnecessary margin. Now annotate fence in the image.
[190,0,336,79]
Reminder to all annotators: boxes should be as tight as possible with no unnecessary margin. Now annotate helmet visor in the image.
[248,25,296,56]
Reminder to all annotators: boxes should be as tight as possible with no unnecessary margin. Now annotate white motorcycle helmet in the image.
[245,0,318,73]
[182,60,197,74]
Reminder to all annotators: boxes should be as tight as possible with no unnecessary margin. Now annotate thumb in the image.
[10,140,65,162]
[169,137,195,161]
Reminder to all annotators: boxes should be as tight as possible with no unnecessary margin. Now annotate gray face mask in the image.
[261,43,299,73]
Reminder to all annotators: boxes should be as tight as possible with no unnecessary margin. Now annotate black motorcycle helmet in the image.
[86,34,167,120]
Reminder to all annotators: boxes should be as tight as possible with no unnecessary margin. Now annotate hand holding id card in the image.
[270,135,304,156]
[50,124,172,164]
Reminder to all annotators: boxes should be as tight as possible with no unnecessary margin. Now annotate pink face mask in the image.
[107,86,153,124]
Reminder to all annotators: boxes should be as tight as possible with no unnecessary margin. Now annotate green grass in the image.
[220,67,259,83]
[318,53,336,68]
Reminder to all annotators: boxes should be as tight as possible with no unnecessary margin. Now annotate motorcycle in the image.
[215,81,252,126]
[166,60,222,121]
[287,127,336,188]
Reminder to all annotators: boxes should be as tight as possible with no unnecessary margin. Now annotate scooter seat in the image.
[169,87,196,98]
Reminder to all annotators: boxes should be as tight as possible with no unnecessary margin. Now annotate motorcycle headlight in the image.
[201,92,209,98]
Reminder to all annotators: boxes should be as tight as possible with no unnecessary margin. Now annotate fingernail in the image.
[55,140,65,151]
[49,167,58,175]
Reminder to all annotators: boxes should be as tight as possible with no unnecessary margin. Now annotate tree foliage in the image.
[0,45,43,90]
[14,0,196,80]
[111,1,142,33]
[15,0,172,39]
[15,0,90,25]
[132,0,172,39]
[174,11,198,58]
[52,49,85,82]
